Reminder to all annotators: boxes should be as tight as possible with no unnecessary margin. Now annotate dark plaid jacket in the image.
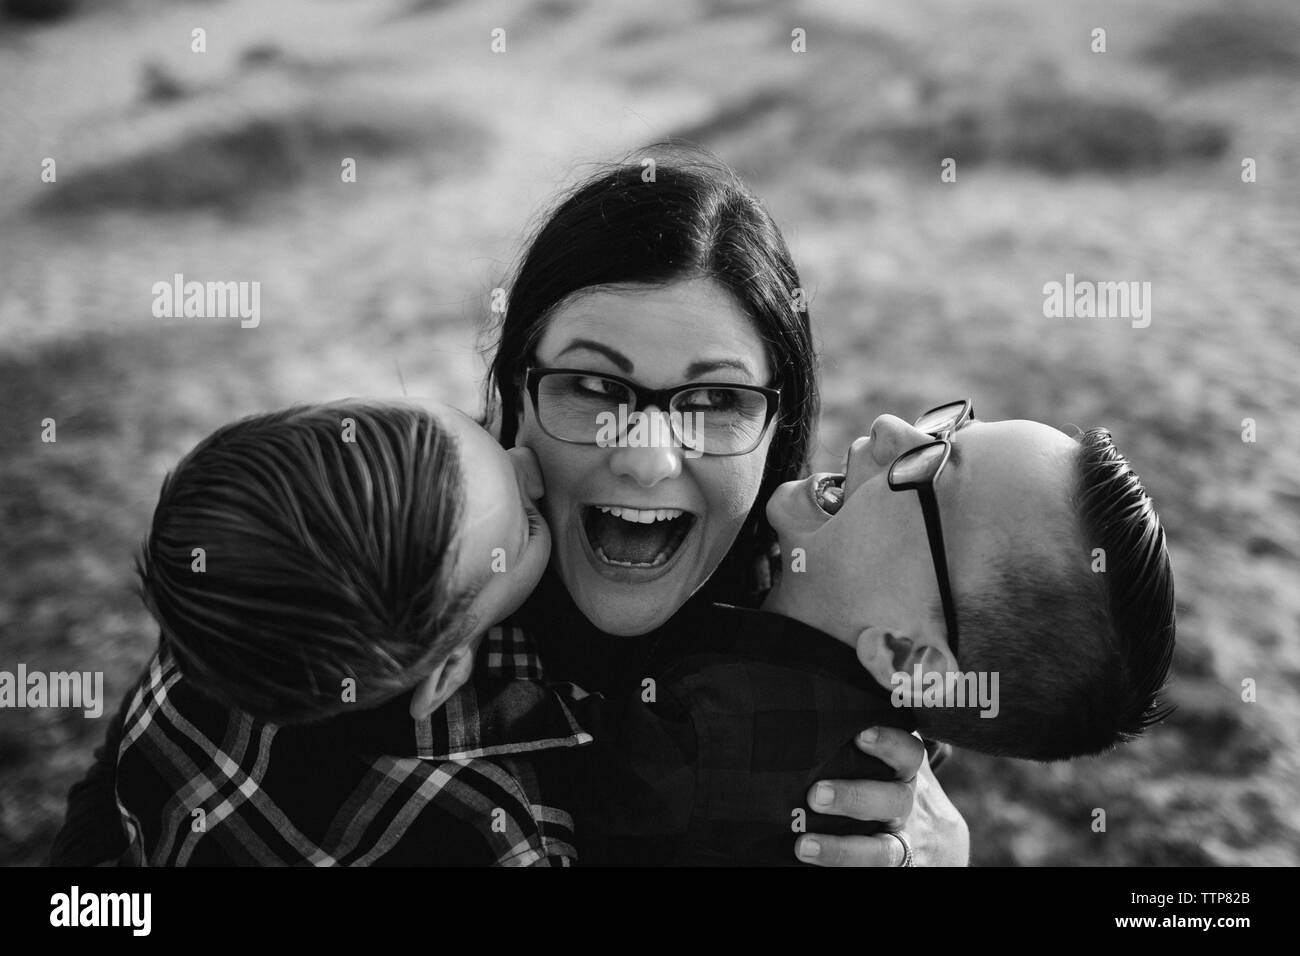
[114,625,594,866]
[568,605,918,866]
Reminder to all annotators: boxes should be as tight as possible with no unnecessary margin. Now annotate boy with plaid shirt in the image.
[113,400,589,865]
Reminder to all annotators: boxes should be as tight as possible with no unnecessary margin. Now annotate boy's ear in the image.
[856,625,959,698]
[409,643,477,720]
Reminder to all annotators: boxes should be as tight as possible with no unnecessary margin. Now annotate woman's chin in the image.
[561,553,699,636]
[576,595,680,636]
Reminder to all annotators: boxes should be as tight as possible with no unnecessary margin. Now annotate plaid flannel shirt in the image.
[568,605,919,866]
[115,625,594,866]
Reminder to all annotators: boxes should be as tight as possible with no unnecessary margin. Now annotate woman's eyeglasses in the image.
[886,399,975,656]
[524,367,781,457]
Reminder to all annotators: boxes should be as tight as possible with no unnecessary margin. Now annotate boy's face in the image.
[439,407,551,634]
[764,413,1080,659]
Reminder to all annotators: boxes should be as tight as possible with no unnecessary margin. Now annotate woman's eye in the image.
[679,388,736,411]
[572,376,620,398]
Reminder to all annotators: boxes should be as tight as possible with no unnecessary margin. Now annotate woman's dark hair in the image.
[137,402,474,725]
[483,143,819,601]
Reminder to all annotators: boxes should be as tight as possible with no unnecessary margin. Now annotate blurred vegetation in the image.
[1145,10,1300,83]
[2,0,78,22]
[2,0,1298,866]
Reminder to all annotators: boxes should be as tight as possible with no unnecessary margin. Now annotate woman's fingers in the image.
[807,778,912,828]
[796,728,961,866]
[855,725,926,781]
[795,832,907,868]
[797,753,971,866]
[804,728,925,828]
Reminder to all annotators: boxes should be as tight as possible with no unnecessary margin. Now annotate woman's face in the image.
[516,278,775,636]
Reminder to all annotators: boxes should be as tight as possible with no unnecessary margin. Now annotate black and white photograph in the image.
[0,0,1293,921]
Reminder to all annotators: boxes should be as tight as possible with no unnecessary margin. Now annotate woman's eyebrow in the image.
[685,357,757,379]
[551,342,757,381]
[554,339,631,371]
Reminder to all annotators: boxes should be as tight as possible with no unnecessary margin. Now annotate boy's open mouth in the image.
[812,473,845,516]
[582,505,696,568]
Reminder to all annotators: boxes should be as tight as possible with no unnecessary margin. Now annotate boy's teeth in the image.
[595,506,684,524]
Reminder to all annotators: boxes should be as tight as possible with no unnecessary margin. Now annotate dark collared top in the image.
[566,605,918,866]
[114,625,594,866]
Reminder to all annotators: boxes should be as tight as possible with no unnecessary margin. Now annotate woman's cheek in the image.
[514,430,572,533]
[728,435,773,517]
[698,454,765,547]
[533,446,580,524]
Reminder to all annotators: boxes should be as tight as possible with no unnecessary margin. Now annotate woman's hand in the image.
[794,727,969,866]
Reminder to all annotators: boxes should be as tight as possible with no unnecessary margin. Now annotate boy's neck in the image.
[760,580,855,649]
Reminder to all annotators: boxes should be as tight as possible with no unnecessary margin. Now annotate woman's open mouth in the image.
[811,473,845,516]
[581,505,696,569]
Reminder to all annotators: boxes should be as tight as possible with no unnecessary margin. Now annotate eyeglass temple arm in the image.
[915,484,960,651]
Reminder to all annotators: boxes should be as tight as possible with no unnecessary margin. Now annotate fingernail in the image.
[813,783,834,807]
[859,728,879,745]
[799,838,821,859]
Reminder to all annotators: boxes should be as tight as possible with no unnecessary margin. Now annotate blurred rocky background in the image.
[1,0,1297,865]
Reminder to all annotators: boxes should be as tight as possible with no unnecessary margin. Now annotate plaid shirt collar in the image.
[116,622,595,866]
[317,623,597,760]
[417,625,597,758]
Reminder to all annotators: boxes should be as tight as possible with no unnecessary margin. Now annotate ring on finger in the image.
[889,830,915,867]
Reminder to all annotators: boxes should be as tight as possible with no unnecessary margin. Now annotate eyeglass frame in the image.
[523,366,782,457]
[885,399,976,657]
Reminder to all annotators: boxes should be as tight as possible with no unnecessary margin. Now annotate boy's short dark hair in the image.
[920,427,1176,760]
[137,402,474,725]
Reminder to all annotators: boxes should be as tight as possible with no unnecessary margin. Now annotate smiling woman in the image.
[519,278,779,636]
[480,144,971,866]
[486,146,817,639]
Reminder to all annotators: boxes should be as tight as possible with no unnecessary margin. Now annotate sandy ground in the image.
[1,0,1298,865]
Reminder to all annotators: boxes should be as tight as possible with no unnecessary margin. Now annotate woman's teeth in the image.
[584,505,694,568]
[594,505,684,524]
[596,547,673,568]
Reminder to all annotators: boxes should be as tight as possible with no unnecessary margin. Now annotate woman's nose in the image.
[867,414,933,465]
[608,444,684,487]
[607,409,684,487]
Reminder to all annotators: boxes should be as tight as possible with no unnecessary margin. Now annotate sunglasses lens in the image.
[890,442,947,485]
[913,402,967,435]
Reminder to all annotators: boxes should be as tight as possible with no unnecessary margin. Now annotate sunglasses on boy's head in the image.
[886,399,975,657]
